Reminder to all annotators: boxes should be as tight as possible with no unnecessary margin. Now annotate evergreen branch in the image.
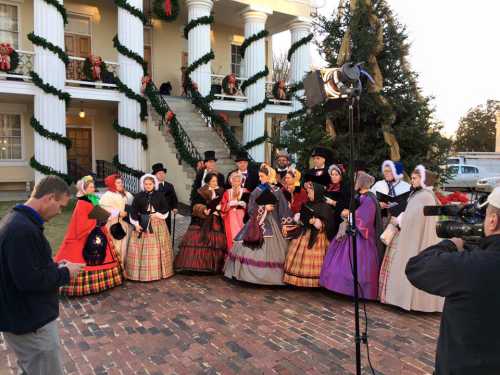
[185,51,215,79]
[287,33,313,62]
[113,35,148,75]
[184,15,214,39]
[114,77,148,121]
[243,133,269,150]
[30,71,71,107]
[240,66,269,94]
[113,120,148,150]
[30,117,71,149]
[30,156,73,184]
[240,30,269,59]
[239,98,269,123]
[43,0,68,25]
[112,155,144,178]
[287,108,306,120]
[114,0,148,25]
[28,33,69,66]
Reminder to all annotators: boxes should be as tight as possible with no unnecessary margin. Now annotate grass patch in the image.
[0,200,76,253]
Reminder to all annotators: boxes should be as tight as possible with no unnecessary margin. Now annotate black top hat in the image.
[235,151,249,162]
[311,147,333,161]
[256,189,277,205]
[204,151,217,162]
[152,163,167,175]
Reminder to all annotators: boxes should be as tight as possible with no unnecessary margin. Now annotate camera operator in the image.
[405,187,500,375]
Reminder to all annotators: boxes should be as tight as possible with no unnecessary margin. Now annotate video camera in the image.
[423,203,485,243]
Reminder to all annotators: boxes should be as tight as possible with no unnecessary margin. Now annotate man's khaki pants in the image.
[3,320,63,375]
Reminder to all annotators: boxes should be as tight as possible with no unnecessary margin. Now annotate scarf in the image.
[326,182,341,192]
[86,193,100,206]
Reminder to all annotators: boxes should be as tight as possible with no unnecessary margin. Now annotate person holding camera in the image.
[405,187,500,375]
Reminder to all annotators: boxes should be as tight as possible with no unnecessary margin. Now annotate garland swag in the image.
[185,50,215,79]
[153,0,180,22]
[287,33,313,62]
[113,121,148,150]
[30,71,71,107]
[240,66,269,94]
[239,98,269,123]
[115,76,148,121]
[113,35,148,75]
[43,0,68,25]
[30,117,71,149]
[27,33,69,66]
[30,157,73,184]
[114,0,148,25]
[112,155,144,178]
[243,133,270,151]
[184,14,214,39]
[240,30,269,59]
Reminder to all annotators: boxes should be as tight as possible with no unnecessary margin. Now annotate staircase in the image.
[160,96,235,176]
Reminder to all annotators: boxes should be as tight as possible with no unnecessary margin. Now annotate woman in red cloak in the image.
[54,176,123,296]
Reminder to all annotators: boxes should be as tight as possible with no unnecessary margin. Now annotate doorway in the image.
[67,127,93,172]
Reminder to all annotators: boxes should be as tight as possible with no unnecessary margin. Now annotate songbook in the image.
[376,191,410,217]
[88,205,111,222]
[324,191,344,202]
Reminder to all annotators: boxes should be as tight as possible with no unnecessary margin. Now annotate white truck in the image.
[447,152,500,174]
[444,153,500,191]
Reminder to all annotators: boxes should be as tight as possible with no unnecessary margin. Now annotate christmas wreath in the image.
[272,80,289,100]
[0,43,19,72]
[83,55,108,81]
[153,0,180,22]
[222,73,239,96]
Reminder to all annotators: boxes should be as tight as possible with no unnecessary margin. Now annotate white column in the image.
[33,0,67,183]
[117,0,145,172]
[186,0,213,97]
[241,6,272,162]
[289,17,312,113]
[496,110,500,152]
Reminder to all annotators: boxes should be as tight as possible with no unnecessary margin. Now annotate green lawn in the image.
[0,200,76,254]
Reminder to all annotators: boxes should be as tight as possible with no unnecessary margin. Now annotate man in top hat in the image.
[303,147,333,186]
[274,150,294,188]
[226,152,259,191]
[152,163,178,233]
[193,151,225,191]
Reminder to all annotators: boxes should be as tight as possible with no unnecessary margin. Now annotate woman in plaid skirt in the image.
[55,176,123,296]
[284,182,336,287]
[126,174,174,282]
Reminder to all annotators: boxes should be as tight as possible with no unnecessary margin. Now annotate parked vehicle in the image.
[443,164,494,191]
[476,176,500,193]
[447,152,500,174]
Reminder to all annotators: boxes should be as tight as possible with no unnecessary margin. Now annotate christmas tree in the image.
[282,0,450,176]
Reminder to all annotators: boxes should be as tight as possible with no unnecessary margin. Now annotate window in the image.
[0,3,19,49]
[231,44,242,76]
[65,14,91,36]
[448,166,459,175]
[0,113,22,160]
[462,166,478,174]
[447,158,460,165]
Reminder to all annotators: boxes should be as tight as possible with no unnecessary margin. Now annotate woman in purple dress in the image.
[320,171,383,300]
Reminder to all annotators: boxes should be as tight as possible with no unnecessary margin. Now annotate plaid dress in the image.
[283,229,329,287]
[126,218,174,282]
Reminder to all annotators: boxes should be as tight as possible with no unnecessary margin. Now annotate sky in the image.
[273,0,500,137]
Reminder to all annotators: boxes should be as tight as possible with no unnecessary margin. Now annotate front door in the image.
[65,34,91,81]
[67,127,92,172]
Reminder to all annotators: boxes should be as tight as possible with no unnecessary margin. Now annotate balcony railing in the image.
[0,50,34,80]
[266,81,292,105]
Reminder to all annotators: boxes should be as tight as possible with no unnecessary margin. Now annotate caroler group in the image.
[54,146,449,313]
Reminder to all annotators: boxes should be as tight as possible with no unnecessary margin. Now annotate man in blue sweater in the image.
[0,176,83,375]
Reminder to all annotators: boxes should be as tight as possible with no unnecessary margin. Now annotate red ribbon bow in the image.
[165,0,172,16]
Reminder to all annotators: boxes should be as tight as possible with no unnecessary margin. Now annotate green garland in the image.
[30,157,72,184]
[240,30,269,59]
[185,51,215,79]
[27,33,69,66]
[240,66,269,94]
[113,120,148,150]
[239,98,269,123]
[287,33,313,62]
[152,0,180,22]
[287,108,306,120]
[30,117,71,149]
[43,0,68,25]
[184,14,214,39]
[243,133,269,150]
[113,35,148,75]
[112,155,144,178]
[82,57,108,82]
[144,82,166,117]
[288,81,304,96]
[30,71,71,107]
[115,77,148,121]
[1,49,18,72]
[114,0,148,25]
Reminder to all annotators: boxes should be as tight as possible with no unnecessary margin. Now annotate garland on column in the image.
[115,77,148,121]
[29,0,72,181]
[114,0,148,25]
[243,132,270,151]
[287,33,313,62]
[112,155,144,178]
[184,14,214,39]
[113,120,148,150]
[185,50,215,80]
[113,36,148,75]
[240,30,268,59]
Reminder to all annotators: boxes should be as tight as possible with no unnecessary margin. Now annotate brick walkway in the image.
[0,215,441,375]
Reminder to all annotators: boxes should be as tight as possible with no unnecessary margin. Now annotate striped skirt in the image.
[126,218,174,282]
[283,229,328,287]
[59,266,123,297]
[378,233,399,303]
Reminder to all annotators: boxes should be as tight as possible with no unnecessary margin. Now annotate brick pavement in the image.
[0,215,441,375]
